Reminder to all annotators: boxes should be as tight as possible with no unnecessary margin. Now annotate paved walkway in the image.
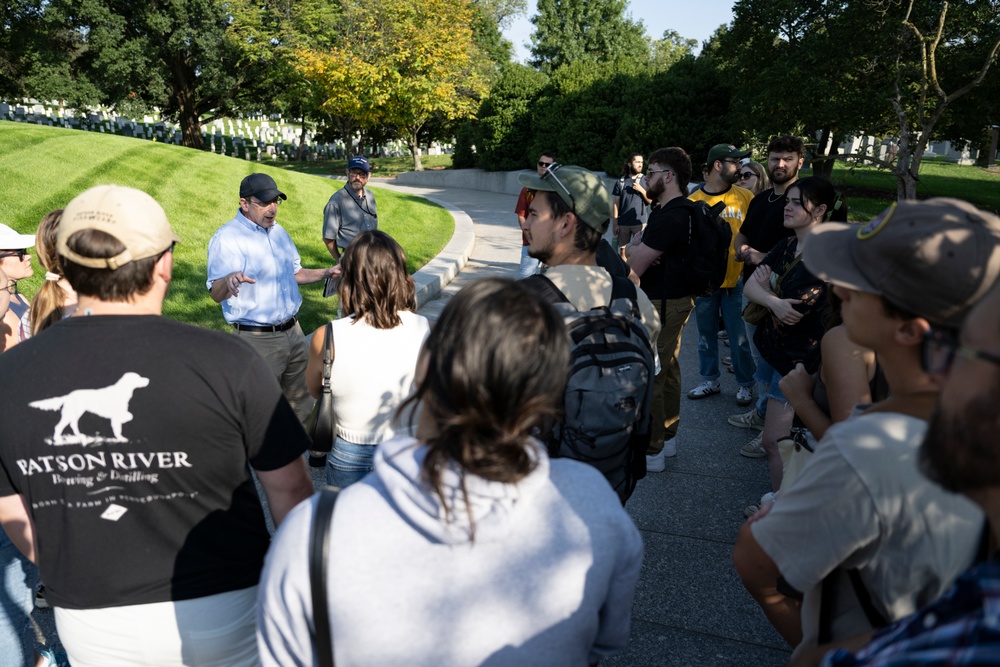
[374,179,793,666]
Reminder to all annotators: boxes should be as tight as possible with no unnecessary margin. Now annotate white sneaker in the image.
[735,386,753,406]
[740,432,766,458]
[687,380,721,399]
[646,439,677,473]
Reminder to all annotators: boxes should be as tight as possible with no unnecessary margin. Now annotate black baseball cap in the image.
[240,173,287,202]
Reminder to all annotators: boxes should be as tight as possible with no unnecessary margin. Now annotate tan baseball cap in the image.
[518,164,612,232]
[58,185,182,270]
[803,198,1000,328]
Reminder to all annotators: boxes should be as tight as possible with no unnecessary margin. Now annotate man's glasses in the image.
[538,160,554,168]
[740,171,756,180]
[720,159,741,166]
[0,249,28,261]
[2,280,16,295]
[250,198,281,207]
[647,168,673,176]
[922,328,1000,378]
[540,163,576,213]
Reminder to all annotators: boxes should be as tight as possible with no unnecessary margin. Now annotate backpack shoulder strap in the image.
[521,274,570,305]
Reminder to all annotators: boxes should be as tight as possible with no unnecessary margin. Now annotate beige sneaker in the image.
[740,432,766,458]
[728,408,765,431]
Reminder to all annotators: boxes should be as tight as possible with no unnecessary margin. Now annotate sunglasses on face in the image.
[921,328,1000,379]
[0,249,28,261]
[740,172,756,180]
[538,160,554,168]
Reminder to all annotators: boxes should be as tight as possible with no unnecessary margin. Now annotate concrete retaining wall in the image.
[395,167,616,195]
[395,168,526,195]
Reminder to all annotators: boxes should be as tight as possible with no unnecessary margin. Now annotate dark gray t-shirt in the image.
[323,183,378,250]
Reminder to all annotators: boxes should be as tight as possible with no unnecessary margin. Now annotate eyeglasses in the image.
[0,250,28,261]
[2,280,16,295]
[740,172,756,180]
[349,169,369,178]
[538,160,554,168]
[921,328,1000,378]
[250,197,281,207]
[647,168,673,177]
[540,163,576,213]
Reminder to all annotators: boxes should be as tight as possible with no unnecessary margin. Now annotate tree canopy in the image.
[292,0,491,170]
[529,0,647,72]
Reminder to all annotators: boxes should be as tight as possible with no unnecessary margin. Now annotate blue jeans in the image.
[754,356,789,404]
[743,291,769,418]
[694,280,755,387]
[325,437,377,489]
[1,527,38,666]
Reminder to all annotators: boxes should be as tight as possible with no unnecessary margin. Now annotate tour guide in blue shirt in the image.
[207,173,337,422]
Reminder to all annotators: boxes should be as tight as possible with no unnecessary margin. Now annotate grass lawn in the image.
[817,157,1000,221]
[0,121,454,333]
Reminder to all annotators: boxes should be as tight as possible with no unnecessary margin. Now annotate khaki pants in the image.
[649,296,694,453]
[235,322,314,423]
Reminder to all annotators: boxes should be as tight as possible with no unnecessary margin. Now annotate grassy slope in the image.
[0,121,453,333]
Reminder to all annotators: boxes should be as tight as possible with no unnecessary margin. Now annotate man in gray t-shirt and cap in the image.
[323,156,378,262]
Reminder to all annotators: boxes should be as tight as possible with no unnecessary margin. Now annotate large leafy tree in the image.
[0,0,97,105]
[294,0,490,170]
[529,0,647,73]
[721,0,1000,197]
[52,0,273,149]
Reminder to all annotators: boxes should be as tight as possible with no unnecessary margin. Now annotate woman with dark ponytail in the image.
[258,278,643,667]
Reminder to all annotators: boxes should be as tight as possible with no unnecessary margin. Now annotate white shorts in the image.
[55,586,258,667]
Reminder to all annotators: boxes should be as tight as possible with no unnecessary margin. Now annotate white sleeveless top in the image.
[328,311,430,444]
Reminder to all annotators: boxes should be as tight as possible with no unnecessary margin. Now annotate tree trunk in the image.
[297,115,307,161]
[812,129,837,180]
[408,130,423,171]
[179,105,204,150]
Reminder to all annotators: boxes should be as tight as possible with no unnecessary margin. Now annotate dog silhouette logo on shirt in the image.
[29,372,150,444]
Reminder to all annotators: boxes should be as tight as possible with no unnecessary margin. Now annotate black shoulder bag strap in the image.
[310,488,340,667]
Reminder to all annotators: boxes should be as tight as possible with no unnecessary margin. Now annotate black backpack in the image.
[522,273,654,504]
[681,199,731,297]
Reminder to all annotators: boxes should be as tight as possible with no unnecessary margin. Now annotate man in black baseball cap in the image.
[207,173,337,423]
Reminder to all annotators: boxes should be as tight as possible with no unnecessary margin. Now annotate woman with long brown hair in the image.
[305,230,430,488]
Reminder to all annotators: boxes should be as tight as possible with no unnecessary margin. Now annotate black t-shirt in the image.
[639,197,692,300]
[740,188,795,281]
[0,315,310,609]
[753,237,829,375]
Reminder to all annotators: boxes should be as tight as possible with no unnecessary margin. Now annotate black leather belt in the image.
[233,317,297,333]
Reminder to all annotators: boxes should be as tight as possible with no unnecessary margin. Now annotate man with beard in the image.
[518,164,659,499]
[625,147,696,469]
[514,151,556,278]
[611,153,650,257]
[686,144,756,406]
[733,199,1000,662]
[729,135,805,456]
[323,156,378,261]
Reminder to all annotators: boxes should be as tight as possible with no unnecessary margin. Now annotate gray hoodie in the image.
[257,436,643,666]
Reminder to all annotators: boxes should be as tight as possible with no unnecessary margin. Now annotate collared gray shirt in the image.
[323,183,378,251]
